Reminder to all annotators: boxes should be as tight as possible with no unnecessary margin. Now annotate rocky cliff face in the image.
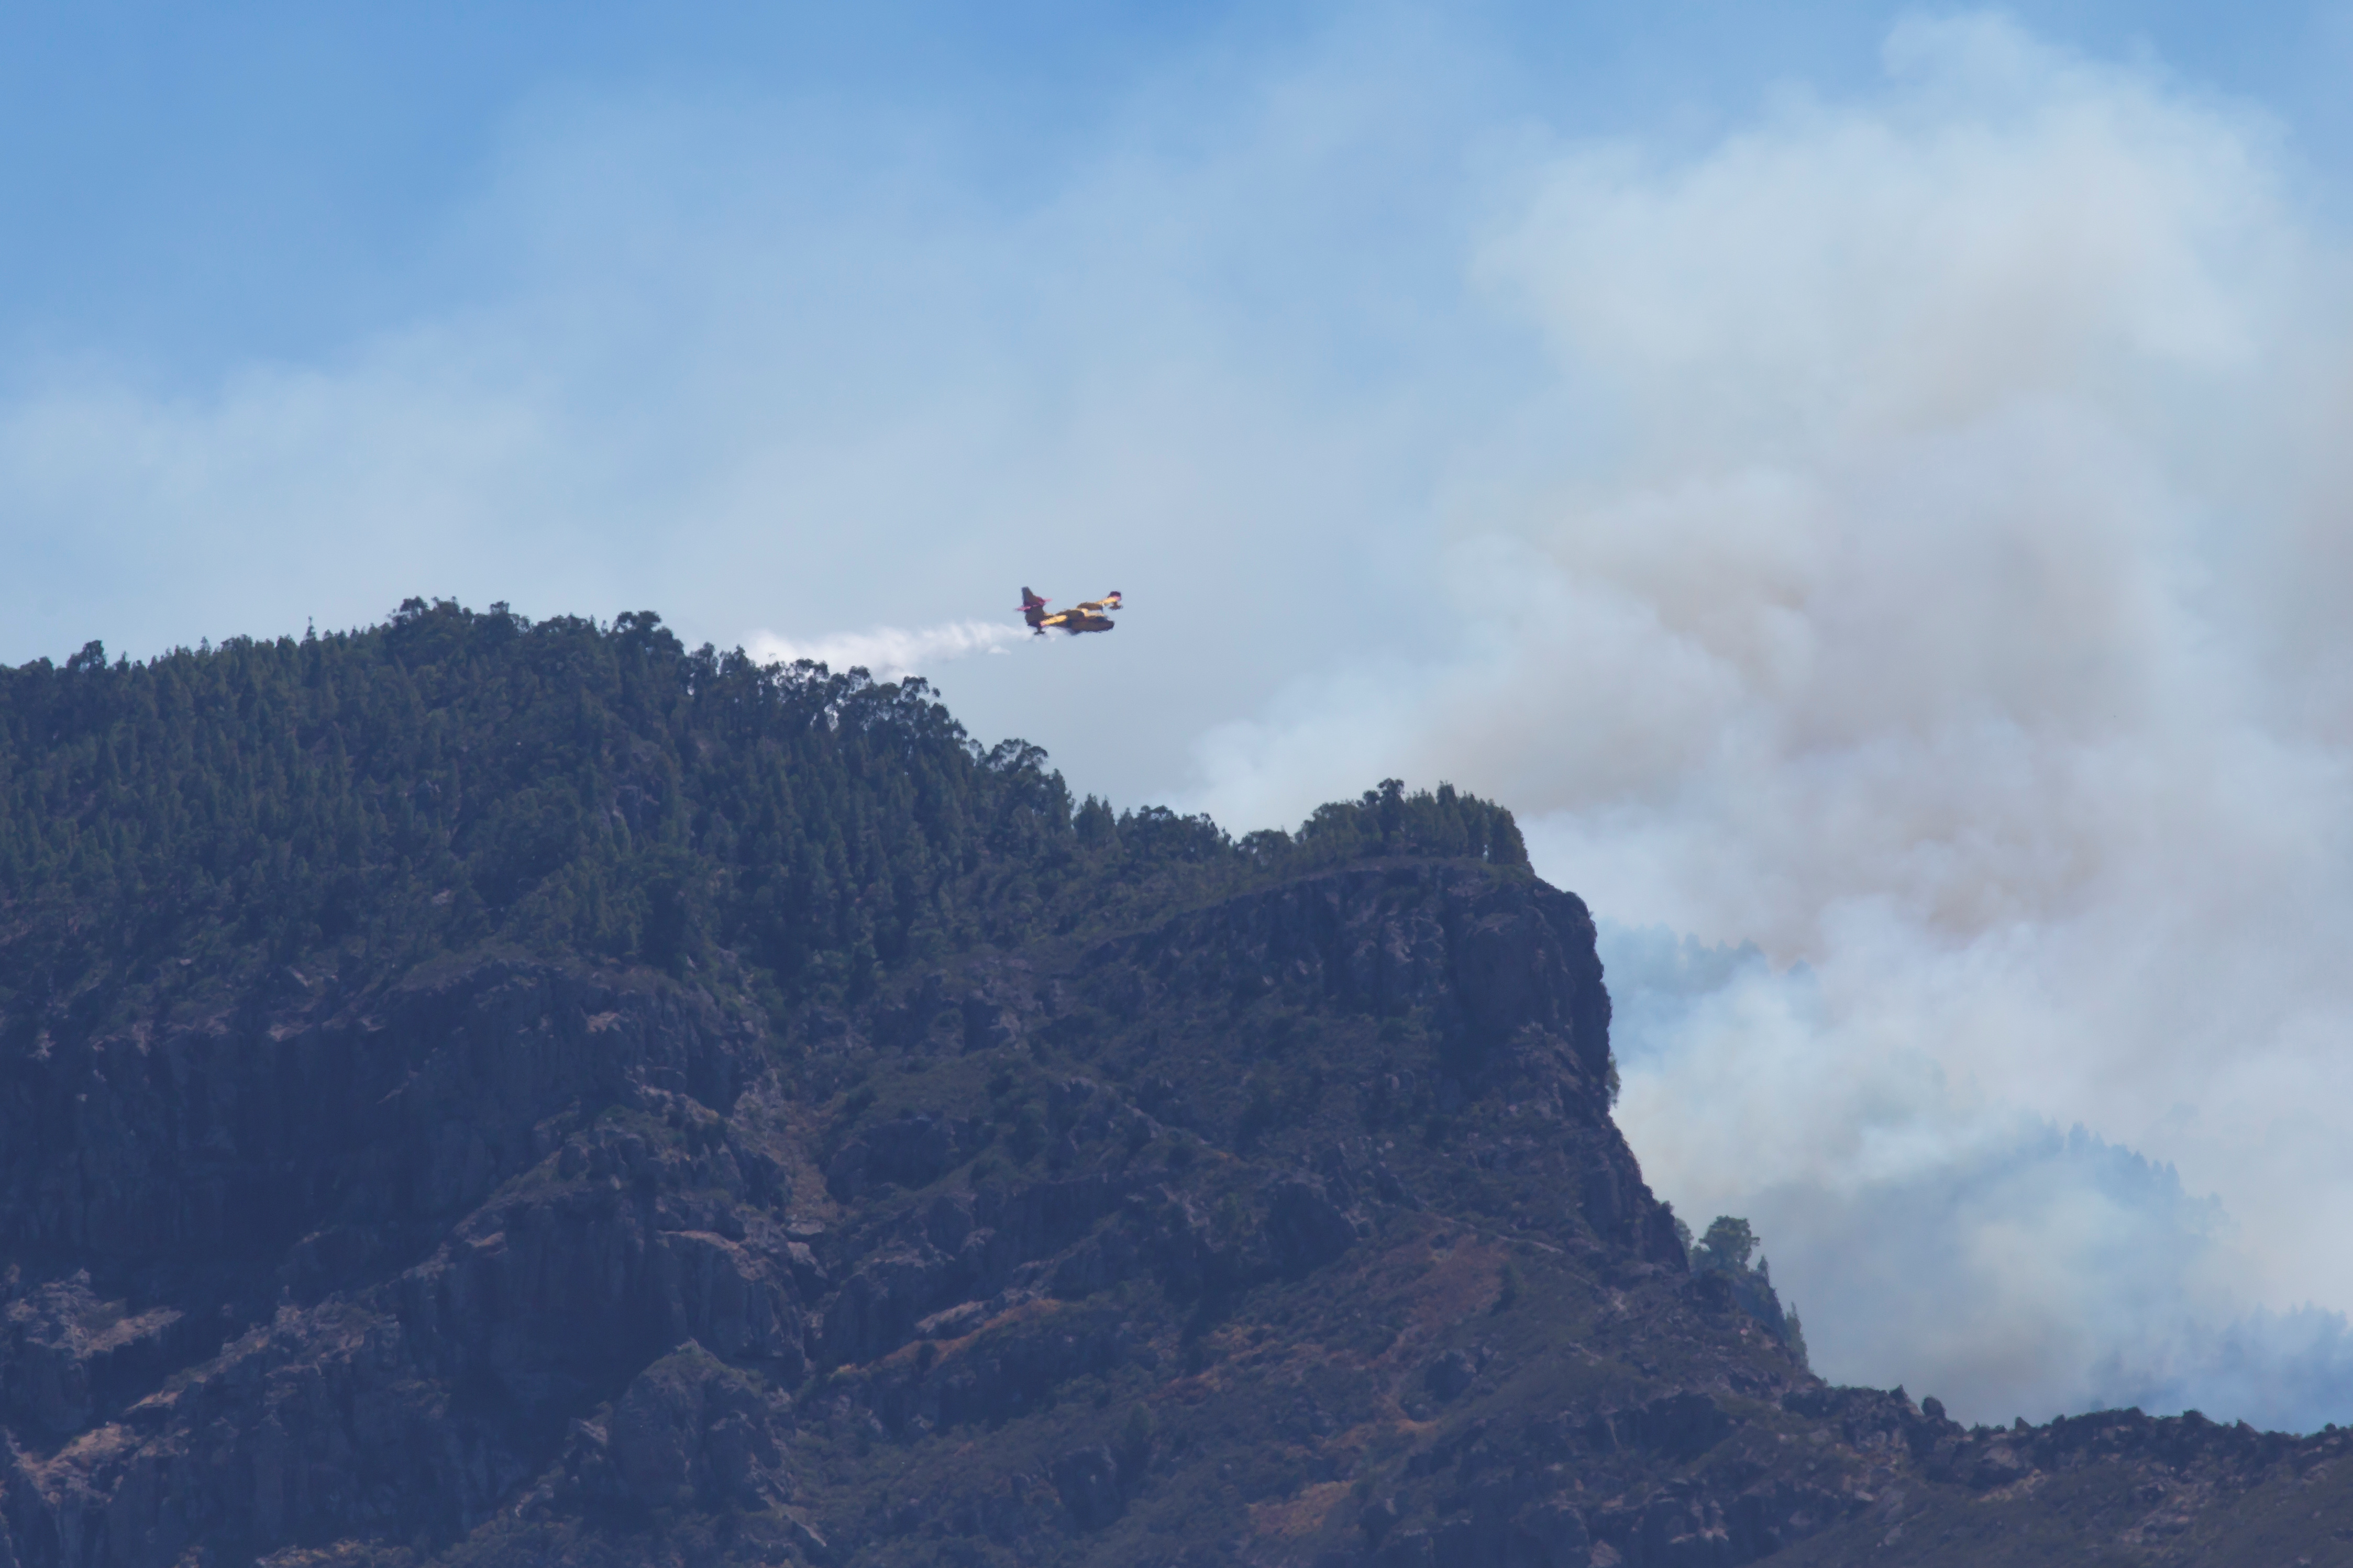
[3,858,2346,1568]
[2,962,790,1562]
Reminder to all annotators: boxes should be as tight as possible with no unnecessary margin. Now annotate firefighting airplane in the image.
[1019,587,1122,636]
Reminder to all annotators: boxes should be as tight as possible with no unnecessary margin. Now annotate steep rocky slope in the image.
[13,854,2348,1567]
[6,608,2352,1567]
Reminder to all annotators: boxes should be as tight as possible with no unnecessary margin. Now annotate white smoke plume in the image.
[1600,924,2353,1432]
[746,619,1025,682]
[1193,15,2353,1428]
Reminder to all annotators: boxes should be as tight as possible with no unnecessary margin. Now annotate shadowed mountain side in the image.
[3,604,2349,1568]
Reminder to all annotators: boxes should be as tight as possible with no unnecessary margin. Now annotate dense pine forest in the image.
[0,597,1524,1049]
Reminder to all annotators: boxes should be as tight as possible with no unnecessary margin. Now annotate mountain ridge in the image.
[4,602,2350,1567]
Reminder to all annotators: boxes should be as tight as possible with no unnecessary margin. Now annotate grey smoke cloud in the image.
[1195,15,2353,1427]
[1600,923,2353,1431]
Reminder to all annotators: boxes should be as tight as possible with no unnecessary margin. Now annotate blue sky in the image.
[12,0,2353,1430]
[6,1,2346,386]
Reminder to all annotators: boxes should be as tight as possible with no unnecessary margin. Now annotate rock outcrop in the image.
[6,854,2346,1567]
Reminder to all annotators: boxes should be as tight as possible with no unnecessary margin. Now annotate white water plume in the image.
[747,619,1025,682]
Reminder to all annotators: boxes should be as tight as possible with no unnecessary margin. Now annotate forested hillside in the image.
[4,603,2347,1568]
[0,598,1520,1042]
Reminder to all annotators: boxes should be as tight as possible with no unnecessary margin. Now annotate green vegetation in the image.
[1682,1213,1809,1368]
[1691,1215,1760,1274]
[0,599,1525,1049]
